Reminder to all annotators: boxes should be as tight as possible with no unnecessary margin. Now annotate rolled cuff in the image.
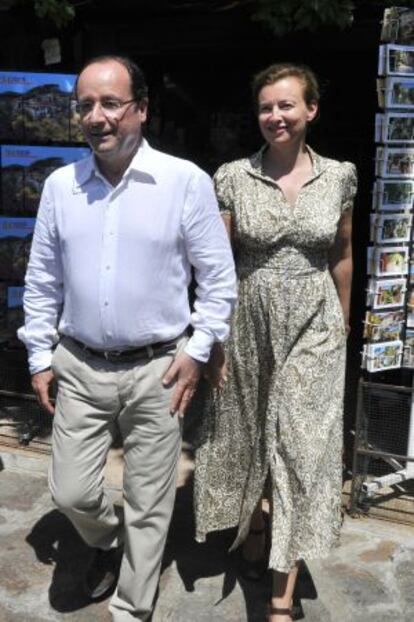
[27,349,53,375]
[184,330,216,363]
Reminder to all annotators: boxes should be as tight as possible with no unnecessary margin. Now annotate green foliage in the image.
[31,0,75,29]
[252,0,356,36]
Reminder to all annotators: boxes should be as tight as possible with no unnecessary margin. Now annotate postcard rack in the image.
[355,7,414,510]
[363,7,414,375]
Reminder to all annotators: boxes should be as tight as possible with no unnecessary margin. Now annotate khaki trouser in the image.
[49,336,185,621]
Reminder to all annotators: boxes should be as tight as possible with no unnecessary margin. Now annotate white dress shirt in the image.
[18,139,237,374]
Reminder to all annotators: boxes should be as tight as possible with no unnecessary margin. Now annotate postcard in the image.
[0,144,90,216]
[403,328,414,367]
[379,45,414,76]
[373,180,414,211]
[370,214,412,244]
[377,112,414,143]
[379,77,414,109]
[381,8,414,44]
[0,217,35,280]
[376,147,414,178]
[365,340,403,373]
[367,277,406,309]
[0,71,83,142]
[364,310,404,342]
[369,246,409,277]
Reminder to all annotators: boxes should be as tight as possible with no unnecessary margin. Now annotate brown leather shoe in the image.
[83,547,122,600]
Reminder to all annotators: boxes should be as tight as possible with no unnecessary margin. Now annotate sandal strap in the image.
[269,607,292,615]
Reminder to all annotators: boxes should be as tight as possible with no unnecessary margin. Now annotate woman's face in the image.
[257,76,318,147]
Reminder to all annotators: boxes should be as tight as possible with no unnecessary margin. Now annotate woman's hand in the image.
[203,342,228,390]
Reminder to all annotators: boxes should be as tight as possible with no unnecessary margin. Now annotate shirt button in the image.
[104,301,109,306]
[106,265,110,270]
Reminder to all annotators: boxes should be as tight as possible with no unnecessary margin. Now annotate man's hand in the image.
[31,368,55,415]
[203,342,228,390]
[162,352,202,418]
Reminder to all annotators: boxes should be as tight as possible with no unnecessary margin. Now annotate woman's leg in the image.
[242,500,266,562]
[269,564,299,622]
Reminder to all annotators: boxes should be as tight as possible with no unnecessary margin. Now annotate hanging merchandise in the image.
[363,7,414,373]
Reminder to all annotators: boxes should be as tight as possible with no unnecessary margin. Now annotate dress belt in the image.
[67,336,178,362]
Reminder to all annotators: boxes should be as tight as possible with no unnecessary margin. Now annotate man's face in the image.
[76,60,147,166]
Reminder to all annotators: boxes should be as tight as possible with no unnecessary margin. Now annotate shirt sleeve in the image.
[213,163,234,215]
[181,167,237,363]
[341,162,358,214]
[17,178,64,374]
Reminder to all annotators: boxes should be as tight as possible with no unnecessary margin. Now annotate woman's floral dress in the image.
[194,147,357,572]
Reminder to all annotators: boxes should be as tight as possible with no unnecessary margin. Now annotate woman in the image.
[194,63,357,621]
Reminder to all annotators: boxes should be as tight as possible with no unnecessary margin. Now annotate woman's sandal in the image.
[268,606,292,621]
[238,526,267,582]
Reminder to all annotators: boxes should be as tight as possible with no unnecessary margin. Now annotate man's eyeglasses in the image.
[73,98,137,119]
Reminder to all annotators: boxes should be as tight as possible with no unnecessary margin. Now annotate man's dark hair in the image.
[75,55,148,102]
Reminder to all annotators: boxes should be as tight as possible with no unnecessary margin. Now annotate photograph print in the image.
[372,245,409,277]
[367,277,406,309]
[371,214,412,244]
[376,112,414,143]
[365,340,403,373]
[0,144,90,216]
[364,310,404,342]
[384,77,414,109]
[381,8,414,45]
[373,179,414,211]
[0,217,35,281]
[0,71,83,143]
[376,147,414,178]
[379,45,414,76]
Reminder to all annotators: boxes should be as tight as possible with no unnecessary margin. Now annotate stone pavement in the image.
[0,449,414,622]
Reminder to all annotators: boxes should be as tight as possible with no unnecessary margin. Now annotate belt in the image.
[68,337,177,362]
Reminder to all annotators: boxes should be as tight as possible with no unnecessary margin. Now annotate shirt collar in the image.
[72,138,158,193]
[245,144,328,183]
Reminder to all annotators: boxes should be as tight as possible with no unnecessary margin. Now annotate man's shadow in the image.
[159,459,318,620]
[26,509,101,612]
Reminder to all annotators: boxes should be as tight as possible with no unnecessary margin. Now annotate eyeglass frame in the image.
[73,97,139,119]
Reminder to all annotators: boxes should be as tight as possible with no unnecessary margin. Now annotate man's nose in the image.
[88,102,106,123]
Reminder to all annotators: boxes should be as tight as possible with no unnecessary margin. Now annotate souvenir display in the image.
[0,71,89,347]
[365,10,414,373]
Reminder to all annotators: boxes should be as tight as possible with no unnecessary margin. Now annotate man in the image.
[18,55,236,621]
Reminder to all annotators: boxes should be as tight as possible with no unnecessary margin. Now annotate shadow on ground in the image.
[26,509,105,613]
[159,474,319,621]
